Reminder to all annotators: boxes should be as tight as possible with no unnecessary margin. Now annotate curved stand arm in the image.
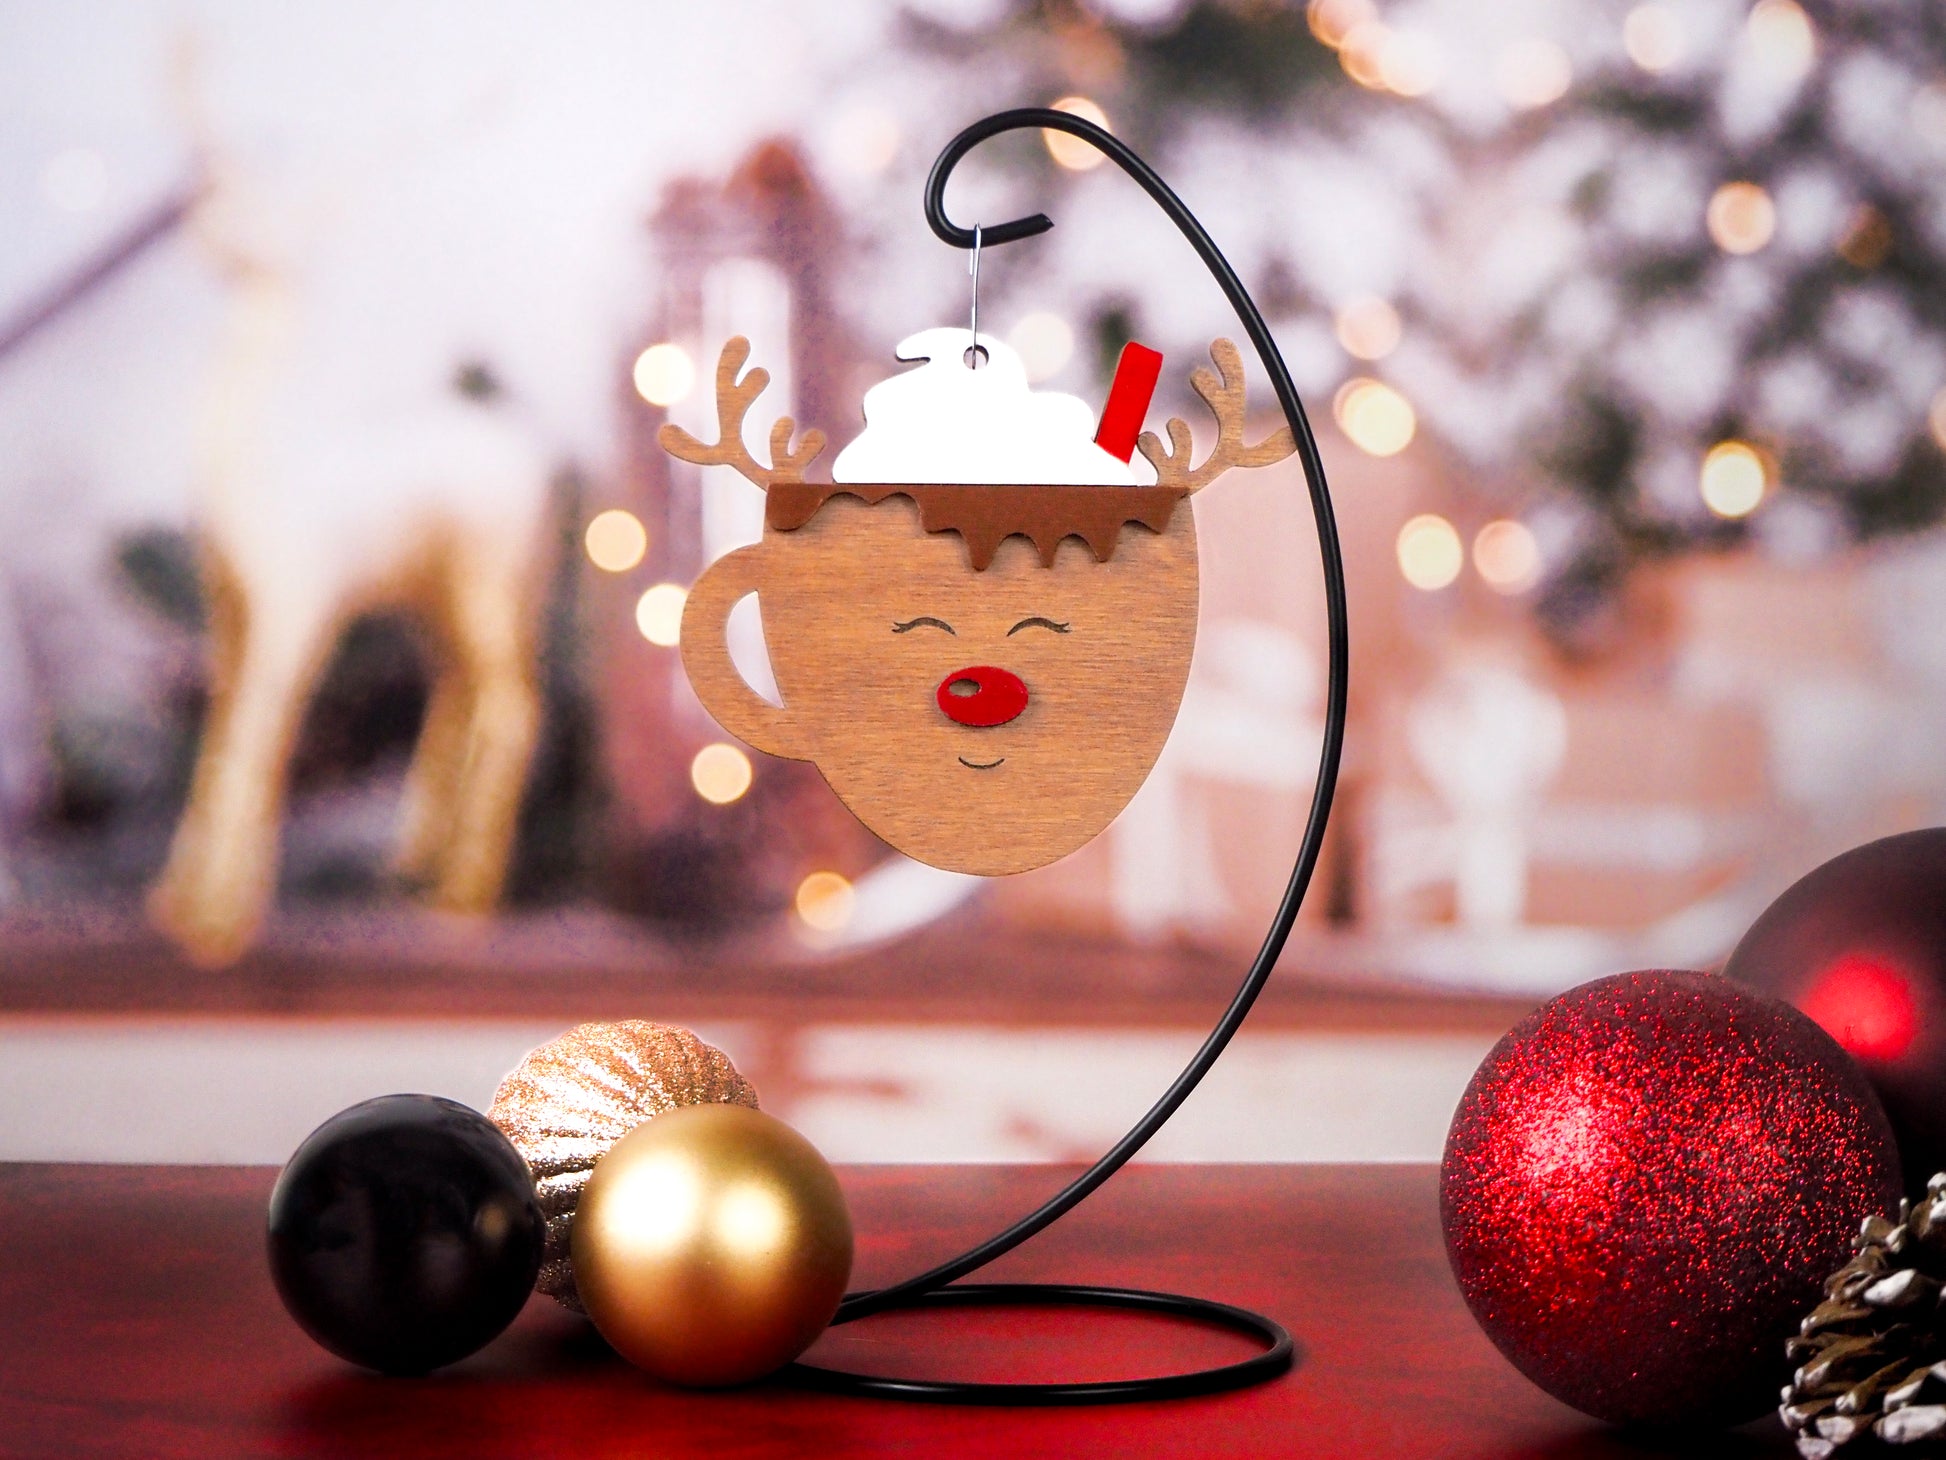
[792,108,1351,1404]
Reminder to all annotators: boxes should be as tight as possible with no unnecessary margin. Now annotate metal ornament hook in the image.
[965,223,986,368]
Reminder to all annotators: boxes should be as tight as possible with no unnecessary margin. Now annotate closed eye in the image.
[1008,616,1071,636]
[893,616,955,635]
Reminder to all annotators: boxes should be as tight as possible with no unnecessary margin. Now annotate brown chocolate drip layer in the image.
[766,483,1188,571]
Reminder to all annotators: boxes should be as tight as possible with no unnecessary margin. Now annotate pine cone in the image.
[1784,1174,1946,1456]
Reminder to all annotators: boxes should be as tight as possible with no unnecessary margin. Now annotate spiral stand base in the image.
[787,1284,1294,1405]
[792,109,1348,1407]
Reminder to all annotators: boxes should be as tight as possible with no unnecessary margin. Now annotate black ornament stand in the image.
[782,109,1351,1405]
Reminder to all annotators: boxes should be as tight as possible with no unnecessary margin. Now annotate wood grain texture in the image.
[681,491,1199,876]
[656,336,825,488]
[0,1162,1795,1459]
[1137,338,1295,493]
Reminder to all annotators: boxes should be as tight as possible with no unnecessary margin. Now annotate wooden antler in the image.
[657,336,826,488]
[1136,338,1295,493]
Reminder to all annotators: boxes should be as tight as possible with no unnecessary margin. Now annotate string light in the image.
[632,344,694,407]
[1008,313,1074,382]
[585,510,648,573]
[1398,515,1464,591]
[1623,4,1683,72]
[1044,98,1109,170]
[794,871,856,933]
[1496,39,1573,109]
[690,743,753,805]
[1699,441,1769,518]
[1335,297,1402,361]
[635,583,687,646]
[1474,520,1542,593]
[1335,378,1417,457]
[1706,182,1776,255]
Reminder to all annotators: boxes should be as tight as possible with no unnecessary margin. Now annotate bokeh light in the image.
[690,743,753,805]
[1008,312,1074,382]
[1496,39,1572,110]
[1307,0,1375,49]
[1699,440,1769,518]
[634,583,686,646]
[1473,520,1542,593]
[1376,29,1443,97]
[1335,378,1417,457]
[1745,0,1815,79]
[1338,22,1389,89]
[632,343,694,407]
[1623,4,1683,72]
[1044,98,1109,170]
[1916,82,1946,153]
[794,871,856,933]
[585,509,648,572]
[1837,206,1894,270]
[1397,514,1464,591]
[1930,388,1946,453]
[1335,297,1403,361]
[1707,181,1776,255]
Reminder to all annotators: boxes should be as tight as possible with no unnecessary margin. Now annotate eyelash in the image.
[891,617,1071,635]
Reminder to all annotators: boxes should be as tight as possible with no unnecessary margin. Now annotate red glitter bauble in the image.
[1724,829,1946,1193]
[1441,969,1901,1428]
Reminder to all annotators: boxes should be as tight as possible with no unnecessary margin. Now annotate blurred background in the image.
[3,0,1943,1165]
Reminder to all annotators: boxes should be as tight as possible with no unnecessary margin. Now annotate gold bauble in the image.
[487,1021,758,1309]
[571,1103,853,1388]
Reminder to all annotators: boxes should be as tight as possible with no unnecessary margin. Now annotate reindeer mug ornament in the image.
[664,323,1293,876]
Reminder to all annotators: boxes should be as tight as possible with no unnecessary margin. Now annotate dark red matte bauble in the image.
[1724,829,1946,1193]
[1441,969,1900,1428]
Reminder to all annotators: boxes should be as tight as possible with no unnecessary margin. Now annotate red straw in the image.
[1093,342,1164,465]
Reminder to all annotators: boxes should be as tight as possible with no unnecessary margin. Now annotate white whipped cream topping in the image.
[831,327,1136,486]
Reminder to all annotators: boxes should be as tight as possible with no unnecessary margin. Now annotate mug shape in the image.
[680,483,1198,877]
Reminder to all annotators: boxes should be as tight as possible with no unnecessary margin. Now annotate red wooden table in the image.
[0,1162,1791,1458]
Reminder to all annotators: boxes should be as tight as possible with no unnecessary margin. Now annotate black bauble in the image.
[268,1094,544,1374]
[1724,828,1946,1192]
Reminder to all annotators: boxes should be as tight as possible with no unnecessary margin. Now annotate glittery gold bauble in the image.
[572,1103,853,1388]
[486,1021,757,1310]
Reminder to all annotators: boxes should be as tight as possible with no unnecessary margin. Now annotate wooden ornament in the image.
[659,332,1293,877]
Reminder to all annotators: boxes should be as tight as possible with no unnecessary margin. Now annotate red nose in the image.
[936,666,1029,727]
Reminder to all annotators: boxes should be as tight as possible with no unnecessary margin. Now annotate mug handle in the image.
[679,543,803,762]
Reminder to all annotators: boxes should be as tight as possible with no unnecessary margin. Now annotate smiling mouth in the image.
[958,756,1006,770]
